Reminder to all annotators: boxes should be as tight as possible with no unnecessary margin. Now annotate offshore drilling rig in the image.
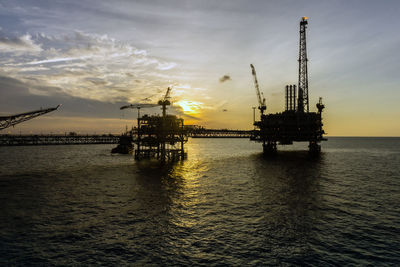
[251,17,326,155]
[119,87,188,161]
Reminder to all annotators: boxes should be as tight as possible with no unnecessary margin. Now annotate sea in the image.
[0,137,399,266]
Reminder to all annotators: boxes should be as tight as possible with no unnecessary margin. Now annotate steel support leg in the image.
[309,141,321,156]
[263,141,277,155]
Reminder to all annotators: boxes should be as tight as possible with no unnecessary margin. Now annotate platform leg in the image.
[263,141,277,155]
[309,141,321,156]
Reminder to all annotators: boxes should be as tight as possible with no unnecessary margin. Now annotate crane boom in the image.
[250,64,266,114]
[158,87,172,117]
[121,87,173,118]
[120,103,159,118]
[120,103,159,110]
[163,87,171,101]
[0,105,60,131]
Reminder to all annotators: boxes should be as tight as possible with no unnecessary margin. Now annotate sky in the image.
[0,0,399,136]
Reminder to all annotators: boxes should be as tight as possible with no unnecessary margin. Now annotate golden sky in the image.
[1,1,400,136]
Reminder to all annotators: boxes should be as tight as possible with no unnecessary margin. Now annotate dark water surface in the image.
[1,138,399,265]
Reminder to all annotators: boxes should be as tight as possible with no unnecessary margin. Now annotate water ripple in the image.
[1,138,400,265]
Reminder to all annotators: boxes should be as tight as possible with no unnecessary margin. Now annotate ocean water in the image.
[0,137,399,265]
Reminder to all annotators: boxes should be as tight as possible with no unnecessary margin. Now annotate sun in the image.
[175,100,202,115]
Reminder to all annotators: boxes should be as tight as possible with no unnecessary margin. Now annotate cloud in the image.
[0,31,179,104]
[0,75,189,121]
[0,75,131,118]
[26,57,82,65]
[156,62,177,70]
[219,74,231,83]
[170,105,201,121]
[0,34,42,53]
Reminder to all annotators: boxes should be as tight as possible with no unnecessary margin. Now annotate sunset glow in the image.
[175,100,203,115]
[0,1,399,136]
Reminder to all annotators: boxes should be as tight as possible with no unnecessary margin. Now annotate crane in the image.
[0,105,60,131]
[158,87,172,117]
[120,87,173,118]
[120,103,159,118]
[119,87,180,161]
[250,64,266,115]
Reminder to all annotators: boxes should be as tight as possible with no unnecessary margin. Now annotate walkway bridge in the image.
[0,134,119,146]
[0,128,253,146]
[187,129,252,138]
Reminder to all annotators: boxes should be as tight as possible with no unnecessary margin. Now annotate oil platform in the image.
[120,87,187,161]
[251,17,326,155]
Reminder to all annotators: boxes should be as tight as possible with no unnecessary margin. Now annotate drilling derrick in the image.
[251,17,326,156]
[298,17,309,113]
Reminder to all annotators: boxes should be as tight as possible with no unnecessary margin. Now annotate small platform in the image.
[134,114,187,161]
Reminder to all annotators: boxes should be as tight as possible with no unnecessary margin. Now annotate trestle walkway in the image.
[0,135,120,146]
[0,129,253,146]
[188,129,252,138]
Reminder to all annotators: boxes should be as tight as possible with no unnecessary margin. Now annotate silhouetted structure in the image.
[0,134,119,146]
[0,105,60,131]
[111,133,134,154]
[251,17,326,155]
[185,125,252,138]
[135,114,187,161]
[121,87,188,161]
[250,64,266,115]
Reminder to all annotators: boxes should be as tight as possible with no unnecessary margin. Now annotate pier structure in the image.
[0,134,119,146]
[186,127,252,138]
[251,17,326,155]
[0,128,252,146]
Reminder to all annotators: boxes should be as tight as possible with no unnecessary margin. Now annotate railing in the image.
[0,135,120,146]
[0,129,254,146]
[188,129,253,138]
